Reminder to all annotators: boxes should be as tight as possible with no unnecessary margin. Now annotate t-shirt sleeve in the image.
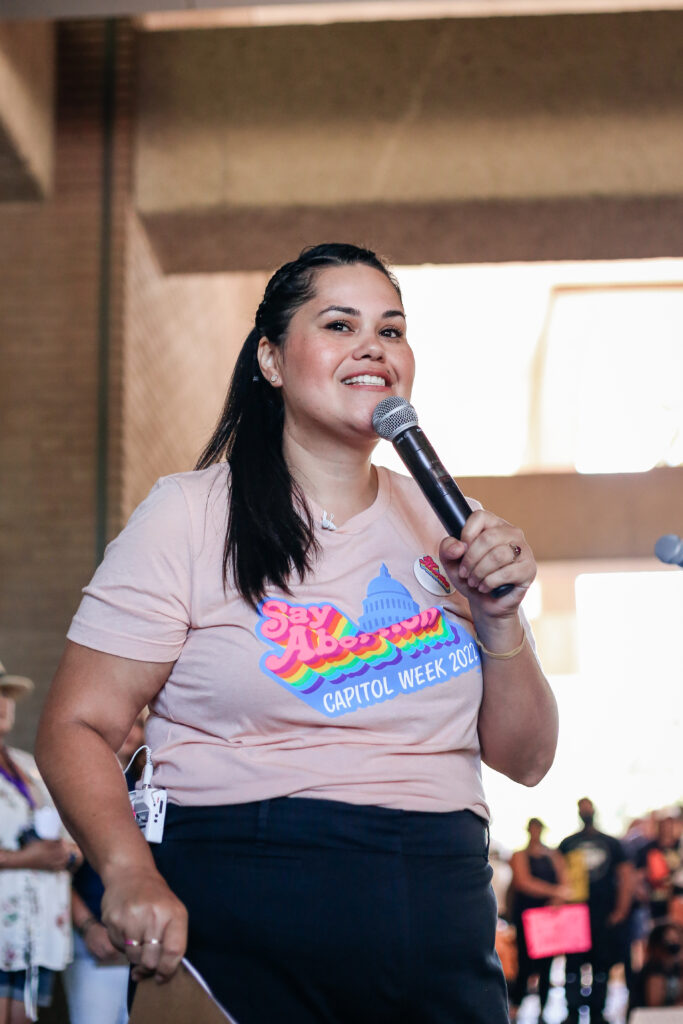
[612,836,628,865]
[67,477,193,662]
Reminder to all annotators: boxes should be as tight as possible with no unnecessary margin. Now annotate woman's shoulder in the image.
[380,466,429,515]
[93,464,230,580]
[7,746,37,775]
[150,463,230,504]
[127,464,231,533]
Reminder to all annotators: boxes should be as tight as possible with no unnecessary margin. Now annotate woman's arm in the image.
[35,640,187,982]
[439,510,558,786]
[510,850,563,899]
[72,889,125,965]
[0,840,72,870]
[551,850,569,889]
[643,971,667,1007]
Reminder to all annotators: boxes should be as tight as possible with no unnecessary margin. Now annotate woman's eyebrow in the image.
[317,305,406,319]
[318,305,360,317]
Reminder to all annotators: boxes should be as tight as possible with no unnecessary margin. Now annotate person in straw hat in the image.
[0,662,78,1023]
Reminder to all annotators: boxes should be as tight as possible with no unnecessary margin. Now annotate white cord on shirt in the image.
[122,744,154,787]
[321,510,336,531]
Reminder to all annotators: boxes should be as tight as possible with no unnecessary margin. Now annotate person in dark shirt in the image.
[508,817,568,1021]
[558,797,633,1024]
[636,815,682,922]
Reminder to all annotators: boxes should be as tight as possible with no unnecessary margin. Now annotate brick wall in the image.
[0,22,114,750]
[0,18,267,751]
[121,209,265,519]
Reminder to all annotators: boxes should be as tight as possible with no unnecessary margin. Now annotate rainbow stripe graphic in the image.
[256,565,481,717]
[257,599,469,696]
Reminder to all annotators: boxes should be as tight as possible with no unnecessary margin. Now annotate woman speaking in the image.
[36,243,558,1024]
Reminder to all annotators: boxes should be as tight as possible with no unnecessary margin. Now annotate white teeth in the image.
[342,375,387,386]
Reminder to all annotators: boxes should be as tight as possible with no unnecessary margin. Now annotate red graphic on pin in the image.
[414,555,452,595]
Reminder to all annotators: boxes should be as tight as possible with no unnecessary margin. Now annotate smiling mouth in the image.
[342,374,390,386]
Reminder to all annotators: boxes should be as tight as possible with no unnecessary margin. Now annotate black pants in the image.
[154,797,510,1024]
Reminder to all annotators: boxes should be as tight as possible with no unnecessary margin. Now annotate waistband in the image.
[163,797,489,857]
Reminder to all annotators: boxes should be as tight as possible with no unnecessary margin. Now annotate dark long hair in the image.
[196,242,401,608]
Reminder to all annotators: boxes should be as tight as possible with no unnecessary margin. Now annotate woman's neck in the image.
[283,432,378,526]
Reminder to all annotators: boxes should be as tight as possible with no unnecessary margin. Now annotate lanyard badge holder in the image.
[124,745,167,843]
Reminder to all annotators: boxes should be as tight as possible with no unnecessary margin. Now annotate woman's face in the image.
[662,926,682,958]
[528,822,543,843]
[0,694,16,738]
[262,263,415,450]
[658,817,675,846]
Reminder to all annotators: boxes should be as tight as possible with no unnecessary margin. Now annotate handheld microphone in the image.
[372,396,513,599]
[654,534,683,567]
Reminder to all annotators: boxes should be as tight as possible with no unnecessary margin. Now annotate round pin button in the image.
[413,555,452,595]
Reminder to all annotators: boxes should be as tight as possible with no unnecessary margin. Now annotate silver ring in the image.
[144,938,161,945]
[124,939,140,947]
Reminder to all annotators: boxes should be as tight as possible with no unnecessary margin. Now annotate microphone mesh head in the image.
[654,533,682,564]
[372,396,419,441]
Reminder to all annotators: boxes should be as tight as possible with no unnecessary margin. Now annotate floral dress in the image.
[0,747,72,1013]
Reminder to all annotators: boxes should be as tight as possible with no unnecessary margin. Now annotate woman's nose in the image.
[352,333,385,360]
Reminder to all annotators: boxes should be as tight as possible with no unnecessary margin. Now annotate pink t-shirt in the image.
[68,464,503,817]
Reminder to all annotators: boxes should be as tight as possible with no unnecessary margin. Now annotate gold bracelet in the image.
[476,630,527,660]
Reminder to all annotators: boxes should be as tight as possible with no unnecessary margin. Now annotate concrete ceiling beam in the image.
[0,22,55,201]
[456,466,683,562]
[5,0,683,24]
[140,196,683,273]
[133,13,683,265]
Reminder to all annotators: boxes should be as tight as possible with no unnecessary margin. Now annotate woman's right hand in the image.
[19,838,72,871]
[101,866,188,982]
[83,921,127,965]
[550,884,572,905]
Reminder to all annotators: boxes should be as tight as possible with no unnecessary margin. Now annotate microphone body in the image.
[373,397,513,598]
[393,426,473,538]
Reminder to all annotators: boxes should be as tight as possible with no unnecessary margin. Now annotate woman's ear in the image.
[256,337,282,386]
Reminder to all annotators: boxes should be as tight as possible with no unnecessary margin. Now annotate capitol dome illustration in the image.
[357,564,420,631]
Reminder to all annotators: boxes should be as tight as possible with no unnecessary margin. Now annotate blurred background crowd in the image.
[492,801,683,1023]
[1,665,146,1024]
[2,660,681,1024]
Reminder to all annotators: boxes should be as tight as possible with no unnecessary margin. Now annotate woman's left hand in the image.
[438,509,535,620]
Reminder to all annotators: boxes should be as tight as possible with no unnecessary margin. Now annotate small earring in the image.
[270,374,278,383]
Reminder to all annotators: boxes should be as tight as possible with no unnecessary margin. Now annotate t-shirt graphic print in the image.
[257,563,480,718]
